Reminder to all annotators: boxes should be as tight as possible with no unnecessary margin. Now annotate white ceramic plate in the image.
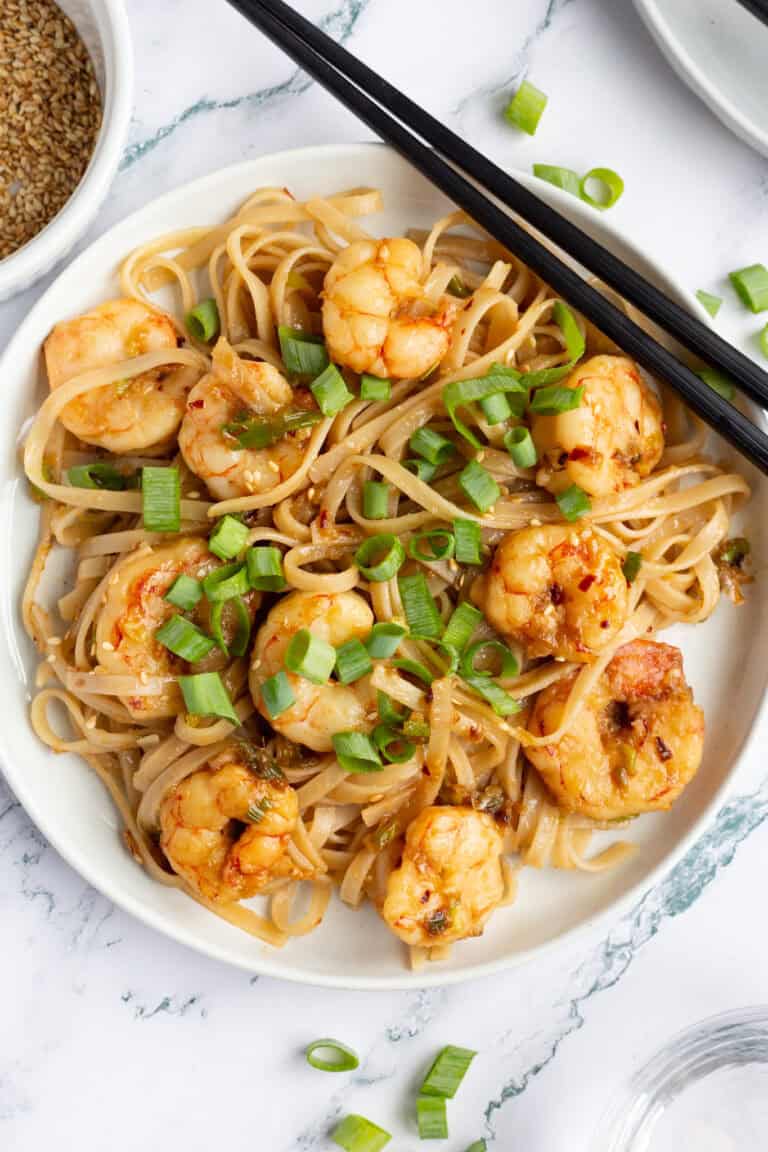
[634,0,768,159]
[1,144,766,989]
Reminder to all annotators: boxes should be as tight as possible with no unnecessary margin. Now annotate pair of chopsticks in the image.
[226,0,768,475]
[735,0,768,27]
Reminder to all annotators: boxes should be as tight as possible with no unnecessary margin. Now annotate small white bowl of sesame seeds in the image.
[0,0,133,302]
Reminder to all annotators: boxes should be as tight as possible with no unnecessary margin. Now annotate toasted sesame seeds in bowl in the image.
[0,0,133,302]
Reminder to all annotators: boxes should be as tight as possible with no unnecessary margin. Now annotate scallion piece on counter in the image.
[332,731,383,774]
[408,529,455,562]
[453,518,482,565]
[67,461,127,491]
[696,367,735,401]
[402,457,438,483]
[466,1142,487,1152]
[210,596,251,658]
[360,374,391,402]
[417,1096,449,1140]
[556,483,591,522]
[354,534,406,582]
[479,391,513,425]
[246,546,286,591]
[278,325,329,376]
[164,574,203,611]
[208,515,249,561]
[532,163,582,197]
[442,601,483,651]
[398,572,443,638]
[260,670,295,719]
[373,724,415,764]
[285,629,336,684]
[335,638,373,685]
[760,324,768,360]
[504,79,547,135]
[504,425,538,467]
[179,672,239,724]
[622,551,643,584]
[421,1045,477,1099]
[462,674,522,716]
[409,426,456,465]
[391,657,434,686]
[331,1114,391,1152]
[305,1038,360,1073]
[311,363,354,417]
[363,480,390,520]
[579,167,625,210]
[458,459,500,513]
[155,615,215,663]
[729,263,768,313]
[365,622,408,659]
[142,466,180,533]
[222,408,322,450]
[443,365,528,447]
[460,640,518,679]
[696,289,722,318]
[529,383,583,415]
[185,297,220,343]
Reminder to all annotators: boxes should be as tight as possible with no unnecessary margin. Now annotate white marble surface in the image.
[3,1,768,1149]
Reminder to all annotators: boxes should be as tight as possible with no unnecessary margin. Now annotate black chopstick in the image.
[734,0,768,27]
[235,0,768,417]
[225,0,768,475]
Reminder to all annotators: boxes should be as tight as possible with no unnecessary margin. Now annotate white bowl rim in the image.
[0,0,134,299]
[2,142,765,990]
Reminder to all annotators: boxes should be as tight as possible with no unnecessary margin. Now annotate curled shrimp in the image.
[525,639,704,821]
[531,355,665,496]
[322,237,456,379]
[472,525,629,662]
[159,750,310,903]
[44,298,200,453]
[178,339,318,501]
[382,806,504,947]
[250,590,377,752]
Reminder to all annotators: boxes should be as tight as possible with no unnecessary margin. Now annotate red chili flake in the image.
[420,890,431,904]
[550,583,564,605]
[189,398,204,409]
[655,736,673,762]
[318,508,329,529]
[579,574,596,592]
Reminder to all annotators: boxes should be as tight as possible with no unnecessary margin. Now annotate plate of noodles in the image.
[2,144,766,988]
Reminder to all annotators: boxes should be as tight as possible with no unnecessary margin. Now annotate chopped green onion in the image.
[462,675,522,716]
[760,324,768,360]
[246,797,272,824]
[532,163,581,197]
[443,365,528,448]
[556,484,591,522]
[155,615,215,662]
[458,460,500,513]
[164,574,203,611]
[305,1038,360,1073]
[696,367,735,401]
[409,529,455,563]
[260,670,295,719]
[579,167,625,210]
[433,641,460,674]
[720,536,750,566]
[285,629,336,684]
[179,672,239,724]
[729,263,768,313]
[553,300,585,361]
[246,546,286,591]
[466,1142,487,1152]
[66,461,127,491]
[210,596,251,657]
[504,79,547,135]
[360,374,391,402]
[529,384,583,415]
[504,425,538,467]
[311,363,354,417]
[447,275,473,299]
[696,290,722,318]
[222,407,322,450]
[208,515,249,561]
[141,467,180,533]
[365,623,408,659]
[391,658,434,686]
[402,458,438,483]
[377,691,409,726]
[421,1045,477,1099]
[460,640,518,679]
[202,561,250,602]
[417,1096,449,1140]
[409,426,456,465]
[442,601,483,651]
[278,325,329,376]
[453,519,482,565]
[398,572,443,638]
[402,715,430,740]
[331,1114,391,1152]
[335,638,373,684]
[332,731,382,774]
[373,724,416,764]
[479,391,513,425]
[185,298,220,343]
[355,534,406,582]
[363,480,390,520]
[622,551,643,584]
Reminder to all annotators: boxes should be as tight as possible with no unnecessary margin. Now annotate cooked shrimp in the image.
[96,537,255,721]
[472,525,629,662]
[178,338,315,501]
[44,298,200,453]
[531,355,664,496]
[159,752,310,903]
[250,590,376,753]
[322,237,455,379]
[526,639,704,821]
[382,806,504,947]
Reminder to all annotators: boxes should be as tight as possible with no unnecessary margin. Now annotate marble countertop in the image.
[3,1,768,1148]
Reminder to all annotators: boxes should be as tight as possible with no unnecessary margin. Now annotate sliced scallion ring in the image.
[372,723,416,764]
[398,572,443,638]
[202,561,250,602]
[408,528,455,563]
[305,1037,360,1073]
[421,1044,477,1098]
[185,298,220,343]
[331,1114,391,1152]
[365,623,407,659]
[459,640,518,679]
[285,628,336,684]
[442,601,483,651]
[504,425,538,467]
[504,79,547,135]
[453,518,482,565]
[579,167,625,210]
[354,534,405,582]
[334,638,373,685]
[391,658,434,686]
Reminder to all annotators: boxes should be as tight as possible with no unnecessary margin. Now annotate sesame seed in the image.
[101,641,114,651]
[187,491,200,500]
[47,636,62,646]
[139,671,149,685]
[268,461,280,474]
[84,715,97,730]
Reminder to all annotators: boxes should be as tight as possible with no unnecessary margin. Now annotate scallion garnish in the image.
[402,457,438,483]
[458,459,500,513]
[460,640,518,679]
[453,519,482,565]
[373,724,415,764]
[504,425,538,467]
[398,572,443,638]
[141,466,180,533]
[332,731,383,774]
[696,367,735,401]
[466,1142,487,1152]
[164,574,203,611]
[66,461,128,491]
[155,615,215,663]
[365,623,407,659]
[391,657,434,686]
[417,1096,449,1140]
[331,1114,391,1152]
[354,534,406,582]
[556,483,591,522]
[433,641,460,674]
[529,383,583,415]
[479,391,513,425]
[208,515,249,561]
[504,79,547,135]
[260,670,295,718]
[360,374,391,402]
[202,561,250,602]
[179,671,239,724]
[402,715,430,740]
[311,362,354,417]
[720,537,750,566]
[408,529,455,563]
[443,365,528,448]
[222,407,322,450]
[579,167,625,210]
[305,1038,360,1073]
[363,480,390,520]
[409,426,457,465]
[246,546,286,591]
[284,629,336,684]
[532,163,582,197]
[442,601,483,651]
[696,289,722,318]
[622,551,643,584]
[210,596,251,658]
[246,797,272,824]
[462,674,522,716]
[278,325,329,376]
[377,690,409,726]
[760,324,768,361]
[447,274,473,299]
[729,263,768,313]
[335,638,373,684]
[185,298,220,343]
[421,1045,477,1099]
